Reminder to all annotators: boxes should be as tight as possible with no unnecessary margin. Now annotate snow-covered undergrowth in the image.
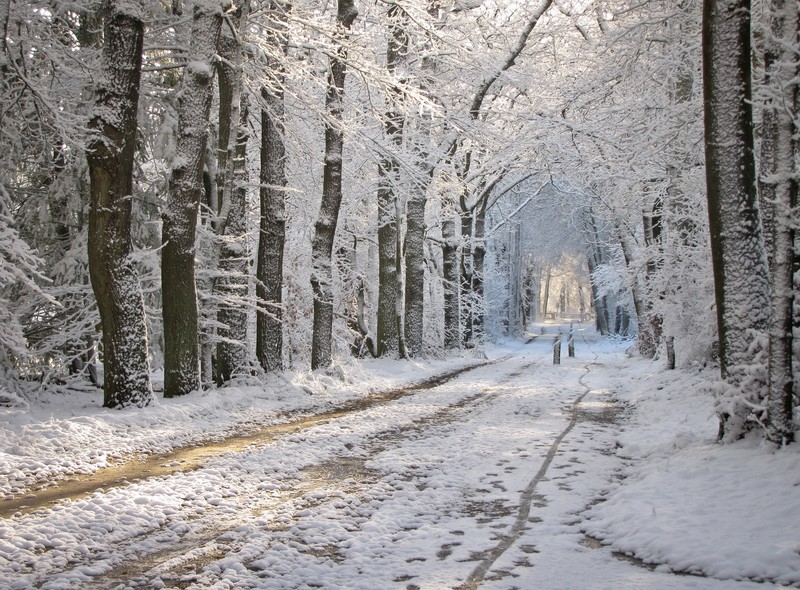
[583,350,800,586]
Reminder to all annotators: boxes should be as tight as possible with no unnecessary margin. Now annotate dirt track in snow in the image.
[0,360,503,519]
[2,335,633,589]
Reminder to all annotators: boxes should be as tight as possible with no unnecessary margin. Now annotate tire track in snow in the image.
[56,351,544,588]
[112,358,544,588]
[0,357,509,519]
[458,337,598,590]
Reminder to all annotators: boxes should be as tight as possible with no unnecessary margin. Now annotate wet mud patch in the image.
[301,456,378,485]
[581,534,720,581]
[575,398,627,426]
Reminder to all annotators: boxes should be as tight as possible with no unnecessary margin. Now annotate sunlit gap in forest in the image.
[486,176,601,337]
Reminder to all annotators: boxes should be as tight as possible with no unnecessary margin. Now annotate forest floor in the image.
[1,326,799,589]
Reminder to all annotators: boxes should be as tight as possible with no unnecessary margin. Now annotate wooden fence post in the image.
[553,334,561,365]
[568,323,575,357]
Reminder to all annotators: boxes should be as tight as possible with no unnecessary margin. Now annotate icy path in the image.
[0,332,795,589]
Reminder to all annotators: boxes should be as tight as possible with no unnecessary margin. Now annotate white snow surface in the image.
[1,326,798,589]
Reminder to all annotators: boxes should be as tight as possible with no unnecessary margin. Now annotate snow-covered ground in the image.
[0,327,798,589]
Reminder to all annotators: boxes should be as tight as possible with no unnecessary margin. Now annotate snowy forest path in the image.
[457,337,598,589]
[3,332,635,589]
[0,357,513,520]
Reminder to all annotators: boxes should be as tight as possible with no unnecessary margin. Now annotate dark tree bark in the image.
[86,0,153,408]
[403,165,428,356]
[310,0,358,370]
[161,1,224,397]
[257,1,290,373]
[472,200,487,342]
[214,0,251,384]
[459,208,474,347]
[442,216,460,348]
[764,0,798,446]
[702,0,771,440]
[376,4,407,358]
[402,1,442,358]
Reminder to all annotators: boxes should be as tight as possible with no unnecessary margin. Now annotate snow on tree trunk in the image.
[161,1,225,397]
[376,5,407,358]
[764,0,798,446]
[86,0,153,408]
[377,156,400,356]
[214,1,250,384]
[702,0,771,441]
[310,0,358,370]
[460,208,474,347]
[403,167,427,357]
[442,215,460,348]
[472,201,487,344]
[256,1,290,374]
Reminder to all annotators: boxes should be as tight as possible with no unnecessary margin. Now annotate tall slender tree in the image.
[161,0,226,397]
[763,0,798,446]
[86,0,153,408]
[376,3,408,358]
[214,0,251,384]
[257,0,290,373]
[310,0,358,370]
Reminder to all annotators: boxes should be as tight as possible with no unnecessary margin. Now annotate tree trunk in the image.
[442,215,460,348]
[376,4,408,358]
[377,157,400,356]
[586,251,610,336]
[617,227,653,357]
[86,0,153,408]
[403,170,427,356]
[161,1,224,397]
[702,0,771,440]
[256,1,290,373]
[541,267,551,320]
[214,1,250,384]
[472,202,487,343]
[310,0,358,370]
[460,208,474,347]
[764,0,798,446]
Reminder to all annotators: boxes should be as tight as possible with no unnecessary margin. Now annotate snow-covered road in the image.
[1,330,798,589]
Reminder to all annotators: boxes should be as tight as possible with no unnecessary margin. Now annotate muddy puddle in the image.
[575,398,626,425]
[0,361,496,519]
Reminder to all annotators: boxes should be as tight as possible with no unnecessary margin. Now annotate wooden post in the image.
[568,323,575,357]
[666,335,675,370]
[553,334,561,365]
